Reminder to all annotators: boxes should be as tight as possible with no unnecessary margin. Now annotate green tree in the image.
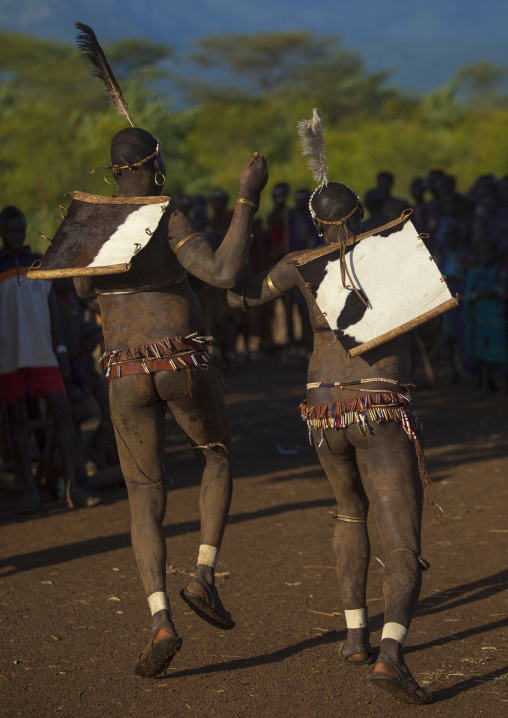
[187,31,400,123]
[421,82,464,128]
[454,61,508,107]
[0,32,190,248]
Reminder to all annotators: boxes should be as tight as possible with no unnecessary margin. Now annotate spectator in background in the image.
[425,169,446,239]
[470,175,499,231]
[288,188,322,355]
[208,188,234,247]
[176,194,193,219]
[434,182,470,256]
[191,195,208,232]
[267,182,291,265]
[203,189,240,365]
[436,221,467,382]
[0,206,99,512]
[53,278,118,469]
[489,175,508,262]
[237,215,274,356]
[465,242,508,391]
[267,183,292,346]
[289,189,321,251]
[409,178,429,234]
[362,188,390,232]
[376,171,409,220]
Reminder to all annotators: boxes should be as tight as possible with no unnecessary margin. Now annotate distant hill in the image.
[1,0,508,92]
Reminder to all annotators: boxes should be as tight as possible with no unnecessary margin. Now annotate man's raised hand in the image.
[238,152,268,204]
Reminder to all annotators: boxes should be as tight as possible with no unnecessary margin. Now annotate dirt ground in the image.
[1,356,507,718]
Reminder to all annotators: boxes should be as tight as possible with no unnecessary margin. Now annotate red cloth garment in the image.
[0,367,66,403]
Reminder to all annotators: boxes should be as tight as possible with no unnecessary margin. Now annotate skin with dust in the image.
[74,132,268,654]
[228,200,445,702]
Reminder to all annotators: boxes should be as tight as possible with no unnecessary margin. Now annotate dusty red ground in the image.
[1,358,507,717]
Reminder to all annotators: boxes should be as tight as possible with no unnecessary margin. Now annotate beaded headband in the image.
[88,141,162,175]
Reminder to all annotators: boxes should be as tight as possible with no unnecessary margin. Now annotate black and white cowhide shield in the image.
[27,192,170,279]
[296,215,457,357]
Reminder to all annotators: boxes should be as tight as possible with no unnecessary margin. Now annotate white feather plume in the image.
[297,108,328,186]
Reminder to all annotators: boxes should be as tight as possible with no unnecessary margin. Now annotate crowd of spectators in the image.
[407,169,508,391]
[1,167,507,514]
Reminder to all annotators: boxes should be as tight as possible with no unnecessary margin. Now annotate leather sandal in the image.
[369,653,433,704]
[337,642,374,665]
[180,575,235,630]
[134,620,182,678]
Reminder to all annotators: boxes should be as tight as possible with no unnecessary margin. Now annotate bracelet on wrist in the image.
[236,198,257,209]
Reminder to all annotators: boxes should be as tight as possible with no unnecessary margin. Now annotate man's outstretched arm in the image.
[168,153,268,288]
[227,257,298,309]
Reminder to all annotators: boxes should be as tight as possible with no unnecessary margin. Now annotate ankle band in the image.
[147,591,169,615]
[382,622,408,647]
[197,544,218,568]
[344,608,368,629]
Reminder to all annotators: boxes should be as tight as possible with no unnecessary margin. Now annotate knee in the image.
[126,478,166,517]
[332,517,369,555]
[333,487,369,523]
[384,548,429,575]
[196,442,231,474]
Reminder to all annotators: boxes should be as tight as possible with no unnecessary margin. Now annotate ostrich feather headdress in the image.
[75,22,134,127]
[75,22,163,174]
[298,108,367,306]
[297,108,328,188]
[298,107,361,224]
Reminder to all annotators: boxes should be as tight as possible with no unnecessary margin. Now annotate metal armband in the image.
[173,233,200,255]
[266,272,284,296]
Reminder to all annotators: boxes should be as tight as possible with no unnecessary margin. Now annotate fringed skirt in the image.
[301,391,434,503]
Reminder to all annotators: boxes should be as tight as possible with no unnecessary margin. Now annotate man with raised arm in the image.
[76,128,266,678]
[37,24,268,678]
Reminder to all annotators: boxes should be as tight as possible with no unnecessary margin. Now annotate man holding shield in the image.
[228,110,448,705]
[32,24,268,678]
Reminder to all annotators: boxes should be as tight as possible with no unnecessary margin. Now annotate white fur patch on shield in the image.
[89,202,169,267]
[314,222,451,344]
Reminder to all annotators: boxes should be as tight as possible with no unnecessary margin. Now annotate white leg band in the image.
[344,608,368,629]
[197,544,218,568]
[382,622,408,647]
[147,591,169,616]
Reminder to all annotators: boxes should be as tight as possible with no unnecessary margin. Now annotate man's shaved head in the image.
[111,128,159,168]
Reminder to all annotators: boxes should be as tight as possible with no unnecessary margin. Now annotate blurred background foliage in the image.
[1,30,508,250]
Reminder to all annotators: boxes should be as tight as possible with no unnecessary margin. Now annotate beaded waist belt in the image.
[301,378,439,510]
[302,377,415,433]
[300,391,416,434]
[100,332,213,380]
